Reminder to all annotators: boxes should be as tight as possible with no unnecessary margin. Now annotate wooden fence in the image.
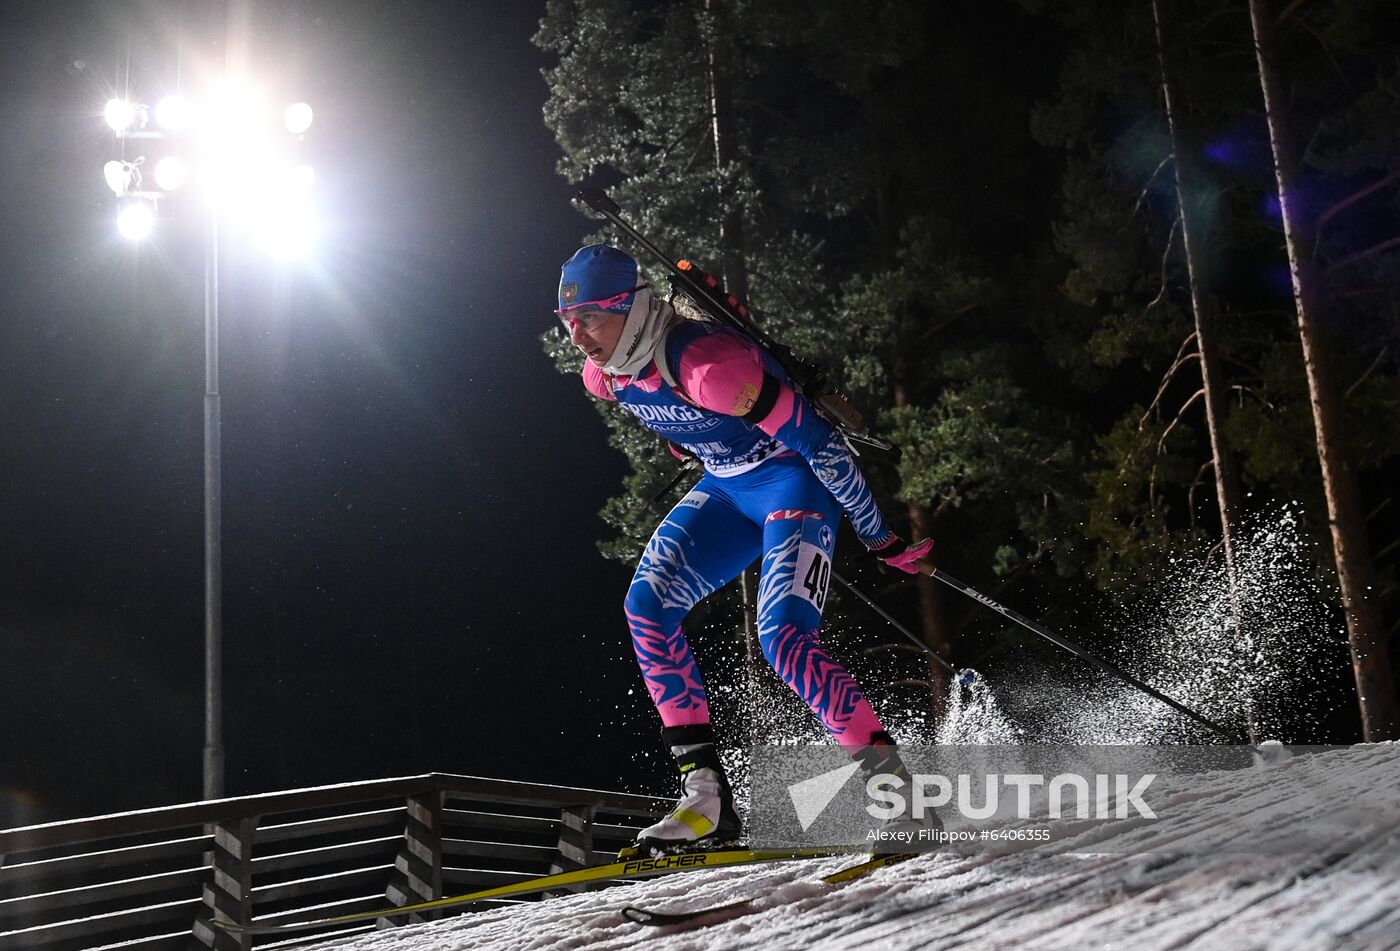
[0,773,670,950]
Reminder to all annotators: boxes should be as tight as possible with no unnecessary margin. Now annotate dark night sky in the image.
[0,0,660,827]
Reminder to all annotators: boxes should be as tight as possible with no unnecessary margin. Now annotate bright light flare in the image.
[116,202,155,240]
[283,102,313,135]
[200,136,279,209]
[281,164,315,193]
[103,84,318,252]
[205,84,267,145]
[242,161,319,257]
[155,95,191,131]
[255,201,318,258]
[104,98,138,132]
[153,156,188,191]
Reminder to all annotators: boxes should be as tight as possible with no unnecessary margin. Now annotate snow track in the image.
[301,744,1400,950]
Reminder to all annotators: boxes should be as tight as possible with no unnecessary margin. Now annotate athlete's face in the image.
[564,310,628,367]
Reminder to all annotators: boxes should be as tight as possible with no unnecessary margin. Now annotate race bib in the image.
[791,518,835,611]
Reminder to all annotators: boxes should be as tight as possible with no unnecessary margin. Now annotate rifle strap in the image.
[655,320,686,395]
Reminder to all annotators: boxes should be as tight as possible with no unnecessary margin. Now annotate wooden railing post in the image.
[0,773,669,949]
[194,815,257,951]
[546,804,596,895]
[381,789,443,928]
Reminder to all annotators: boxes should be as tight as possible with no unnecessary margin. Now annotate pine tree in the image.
[1247,0,1399,739]
[1032,0,1400,739]
[536,0,1083,725]
[1031,0,1225,584]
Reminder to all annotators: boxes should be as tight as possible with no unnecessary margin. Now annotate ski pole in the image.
[830,569,976,687]
[650,459,698,503]
[918,563,1240,741]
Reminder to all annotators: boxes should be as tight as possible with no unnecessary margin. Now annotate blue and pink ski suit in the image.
[585,322,896,750]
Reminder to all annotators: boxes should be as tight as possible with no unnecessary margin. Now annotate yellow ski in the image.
[619,850,922,927]
[219,846,843,934]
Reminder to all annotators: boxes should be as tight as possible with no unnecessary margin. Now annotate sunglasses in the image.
[555,285,647,330]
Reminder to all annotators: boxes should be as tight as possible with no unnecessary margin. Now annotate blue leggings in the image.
[623,453,886,748]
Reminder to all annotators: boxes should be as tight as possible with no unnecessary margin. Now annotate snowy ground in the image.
[294,743,1400,951]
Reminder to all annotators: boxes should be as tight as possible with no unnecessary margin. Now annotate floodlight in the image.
[155,95,191,131]
[116,202,155,240]
[153,156,188,191]
[283,102,313,135]
[104,98,138,133]
[103,160,132,197]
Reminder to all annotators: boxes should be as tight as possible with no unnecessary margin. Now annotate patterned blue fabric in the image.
[612,323,783,476]
[771,418,893,549]
[613,323,893,546]
[623,454,887,745]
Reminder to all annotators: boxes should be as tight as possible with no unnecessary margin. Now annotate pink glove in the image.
[870,535,934,574]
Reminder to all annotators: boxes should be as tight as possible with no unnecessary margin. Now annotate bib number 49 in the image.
[801,549,830,610]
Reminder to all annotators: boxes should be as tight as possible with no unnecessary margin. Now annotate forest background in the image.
[535,0,1400,745]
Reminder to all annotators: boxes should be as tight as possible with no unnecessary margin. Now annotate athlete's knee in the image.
[624,582,688,651]
[758,621,820,673]
[623,581,657,622]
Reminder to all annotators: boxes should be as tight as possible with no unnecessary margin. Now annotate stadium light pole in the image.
[102,90,315,801]
[203,198,223,803]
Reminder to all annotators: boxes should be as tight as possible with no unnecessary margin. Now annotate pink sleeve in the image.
[582,361,616,401]
[676,332,796,432]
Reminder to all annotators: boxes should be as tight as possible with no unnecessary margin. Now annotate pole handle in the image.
[577,187,620,216]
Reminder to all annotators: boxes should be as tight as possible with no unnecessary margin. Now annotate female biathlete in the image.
[557,243,939,857]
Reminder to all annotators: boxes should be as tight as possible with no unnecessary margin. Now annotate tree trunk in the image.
[706,0,749,304]
[894,378,954,720]
[1150,0,1254,741]
[1248,0,1398,740]
[704,0,765,740]
[909,501,953,717]
[1150,0,1244,574]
